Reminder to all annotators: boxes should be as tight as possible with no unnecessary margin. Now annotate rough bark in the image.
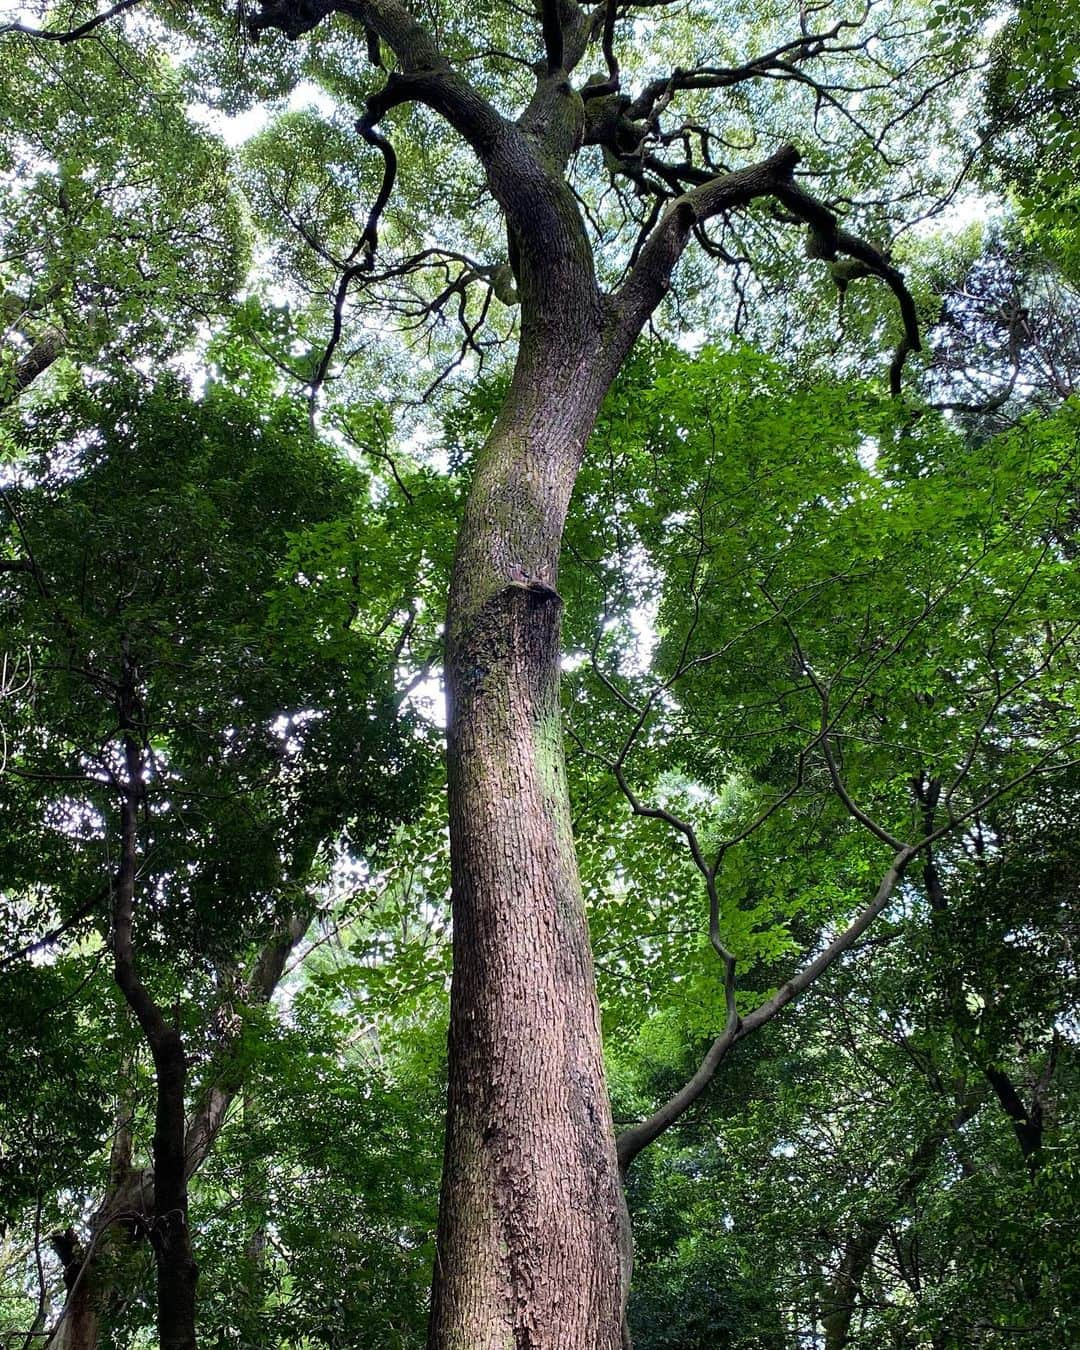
[1,326,65,411]
[433,327,627,1345]
[49,1230,104,1350]
[47,1084,138,1349]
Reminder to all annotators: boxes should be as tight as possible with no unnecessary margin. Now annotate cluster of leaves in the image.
[0,28,247,408]
[982,1,1080,280]
[561,339,1077,1027]
[555,337,1078,1344]
[619,772,1080,1345]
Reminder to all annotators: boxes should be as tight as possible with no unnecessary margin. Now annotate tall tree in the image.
[233,7,925,1341]
[0,371,432,1347]
[4,1,1073,1345]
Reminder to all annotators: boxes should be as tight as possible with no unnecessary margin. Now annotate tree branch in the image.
[608,143,920,394]
[615,843,914,1171]
[354,113,399,267]
[0,885,109,970]
[251,0,596,285]
[540,0,564,73]
[580,0,618,100]
[183,911,311,1174]
[983,1065,1043,1162]
[0,0,142,44]
[2,327,65,410]
[615,732,1079,1174]
[251,1,509,161]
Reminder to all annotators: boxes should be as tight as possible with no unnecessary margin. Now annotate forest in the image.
[0,0,1077,1346]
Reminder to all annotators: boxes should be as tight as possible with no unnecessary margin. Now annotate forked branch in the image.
[615,744,1079,1172]
[610,143,921,394]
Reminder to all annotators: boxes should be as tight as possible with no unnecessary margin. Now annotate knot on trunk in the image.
[449,577,563,711]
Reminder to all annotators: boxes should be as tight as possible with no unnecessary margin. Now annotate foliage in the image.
[0,0,1078,1344]
[983,0,1080,281]
[0,29,247,407]
[0,370,436,1336]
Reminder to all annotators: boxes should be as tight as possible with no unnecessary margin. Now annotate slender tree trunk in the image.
[821,1110,970,1350]
[430,329,626,1345]
[110,646,197,1350]
[149,1032,197,1350]
[822,1228,881,1350]
[239,1088,269,1324]
[47,910,308,1350]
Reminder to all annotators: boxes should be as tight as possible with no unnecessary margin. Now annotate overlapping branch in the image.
[608,143,921,393]
[580,0,618,101]
[540,0,563,73]
[244,2,931,396]
[574,565,1079,1171]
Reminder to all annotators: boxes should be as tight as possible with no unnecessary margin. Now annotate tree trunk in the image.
[822,1227,881,1350]
[150,1032,198,1350]
[820,1112,966,1350]
[47,908,308,1350]
[429,333,626,1346]
[48,1200,143,1350]
[110,661,197,1350]
[239,1088,269,1326]
[49,1061,139,1350]
[49,1230,105,1350]
[1,325,64,411]
[50,1144,194,1350]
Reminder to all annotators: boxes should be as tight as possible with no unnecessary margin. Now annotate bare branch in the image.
[608,143,920,394]
[580,0,618,101]
[0,885,108,970]
[623,4,875,120]
[0,0,142,44]
[251,1,510,162]
[354,113,399,268]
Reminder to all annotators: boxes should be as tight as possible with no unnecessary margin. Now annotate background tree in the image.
[0,367,434,1346]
